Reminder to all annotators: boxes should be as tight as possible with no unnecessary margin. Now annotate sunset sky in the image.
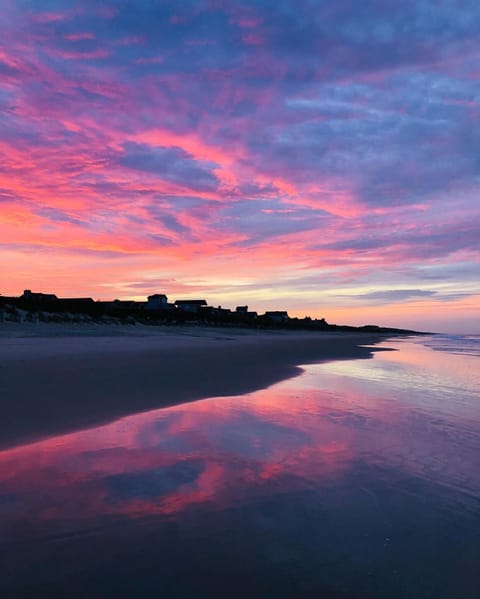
[1,0,479,333]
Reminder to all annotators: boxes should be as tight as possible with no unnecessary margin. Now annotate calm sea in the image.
[1,335,479,598]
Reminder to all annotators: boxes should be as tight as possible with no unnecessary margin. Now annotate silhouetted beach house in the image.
[21,289,58,303]
[264,310,289,323]
[201,305,232,318]
[19,290,95,313]
[235,305,258,320]
[147,294,167,308]
[56,297,95,312]
[146,294,175,311]
[0,294,18,307]
[109,299,141,312]
[175,299,207,313]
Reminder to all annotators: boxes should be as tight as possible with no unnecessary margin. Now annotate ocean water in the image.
[0,335,479,598]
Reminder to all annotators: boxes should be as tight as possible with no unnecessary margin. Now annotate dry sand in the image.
[0,322,392,449]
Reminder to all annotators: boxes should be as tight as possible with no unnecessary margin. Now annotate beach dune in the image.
[0,324,388,449]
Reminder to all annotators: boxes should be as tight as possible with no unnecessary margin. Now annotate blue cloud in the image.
[119,142,219,192]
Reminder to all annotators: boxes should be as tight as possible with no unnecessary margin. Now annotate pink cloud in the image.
[0,0,478,333]
[242,32,264,46]
[64,32,95,41]
[28,11,67,24]
[45,48,111,60]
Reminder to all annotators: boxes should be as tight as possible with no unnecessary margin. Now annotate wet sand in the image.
[0,323,390,449]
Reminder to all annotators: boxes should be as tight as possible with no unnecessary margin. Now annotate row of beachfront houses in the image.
[0,290,291,324]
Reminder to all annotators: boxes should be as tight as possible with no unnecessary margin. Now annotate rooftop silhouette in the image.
[0,290,425,334]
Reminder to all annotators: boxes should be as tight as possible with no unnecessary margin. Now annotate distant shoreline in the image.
[1,291,430,336]
[0,325,408,450]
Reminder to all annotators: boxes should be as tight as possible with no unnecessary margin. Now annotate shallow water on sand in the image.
[1,335,479,597]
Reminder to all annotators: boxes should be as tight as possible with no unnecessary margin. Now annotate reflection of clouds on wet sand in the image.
[0,387,354,526]
[1,337,479,597]
[1,337,479,535]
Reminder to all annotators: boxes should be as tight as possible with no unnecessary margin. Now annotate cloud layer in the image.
[1,0,479,331]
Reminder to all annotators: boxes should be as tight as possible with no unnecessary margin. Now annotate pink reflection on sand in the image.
[1,339,478,536]
[0,384,357,528]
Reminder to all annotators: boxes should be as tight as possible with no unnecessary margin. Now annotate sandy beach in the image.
[0,322,390,449]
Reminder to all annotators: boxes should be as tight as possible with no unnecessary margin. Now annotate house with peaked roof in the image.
[146,294,174,310]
